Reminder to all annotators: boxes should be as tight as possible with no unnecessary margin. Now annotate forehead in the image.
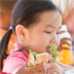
[40,11,62,27]
[31,11,62,30]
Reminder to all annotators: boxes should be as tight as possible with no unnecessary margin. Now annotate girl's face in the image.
[16,11,62,52]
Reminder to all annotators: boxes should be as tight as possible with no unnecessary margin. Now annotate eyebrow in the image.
[46,24,62,33]
[46,24,56,28]
[46,24,61,29]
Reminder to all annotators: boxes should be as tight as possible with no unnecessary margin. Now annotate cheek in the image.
[30,33,49,48]
[40,34,53,46]
[30,32,56,50]
[48,34,57,45]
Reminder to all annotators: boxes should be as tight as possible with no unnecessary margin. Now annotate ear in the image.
[15,24,30,42]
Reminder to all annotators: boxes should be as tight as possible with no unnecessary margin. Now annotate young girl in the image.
[0,0,62,73]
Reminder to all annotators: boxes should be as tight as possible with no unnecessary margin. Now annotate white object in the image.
[56,25,72,50]
[65,69,74,74]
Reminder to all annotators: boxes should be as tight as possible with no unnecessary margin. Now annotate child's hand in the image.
[16,64,45,74]
[16,63,63,74]
[43,63,63,74]
[16,52,63,74]
[36,52,53,64]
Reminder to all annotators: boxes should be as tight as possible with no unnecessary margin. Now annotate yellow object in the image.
[58,49,73,65]
[62,44,70,49]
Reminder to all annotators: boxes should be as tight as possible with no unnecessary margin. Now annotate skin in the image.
[15,10,62,53]
[16,63,62,74]
[2,11,62,74]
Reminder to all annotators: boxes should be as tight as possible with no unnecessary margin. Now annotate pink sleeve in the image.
[3,51,28,74]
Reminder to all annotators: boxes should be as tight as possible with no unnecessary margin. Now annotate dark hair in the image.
[11,0,58,29]
[0,0,58,69]
[0,29,12,69]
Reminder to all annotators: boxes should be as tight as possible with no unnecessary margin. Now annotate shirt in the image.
[3,49,29,74]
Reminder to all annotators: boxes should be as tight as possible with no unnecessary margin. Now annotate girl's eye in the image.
[44,31,52,34]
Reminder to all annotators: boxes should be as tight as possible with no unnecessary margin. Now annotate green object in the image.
[29,48,38,60]
[29,44,58,62]
[48,44,58,62]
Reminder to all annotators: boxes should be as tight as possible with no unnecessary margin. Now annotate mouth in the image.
[46,45,51,53]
